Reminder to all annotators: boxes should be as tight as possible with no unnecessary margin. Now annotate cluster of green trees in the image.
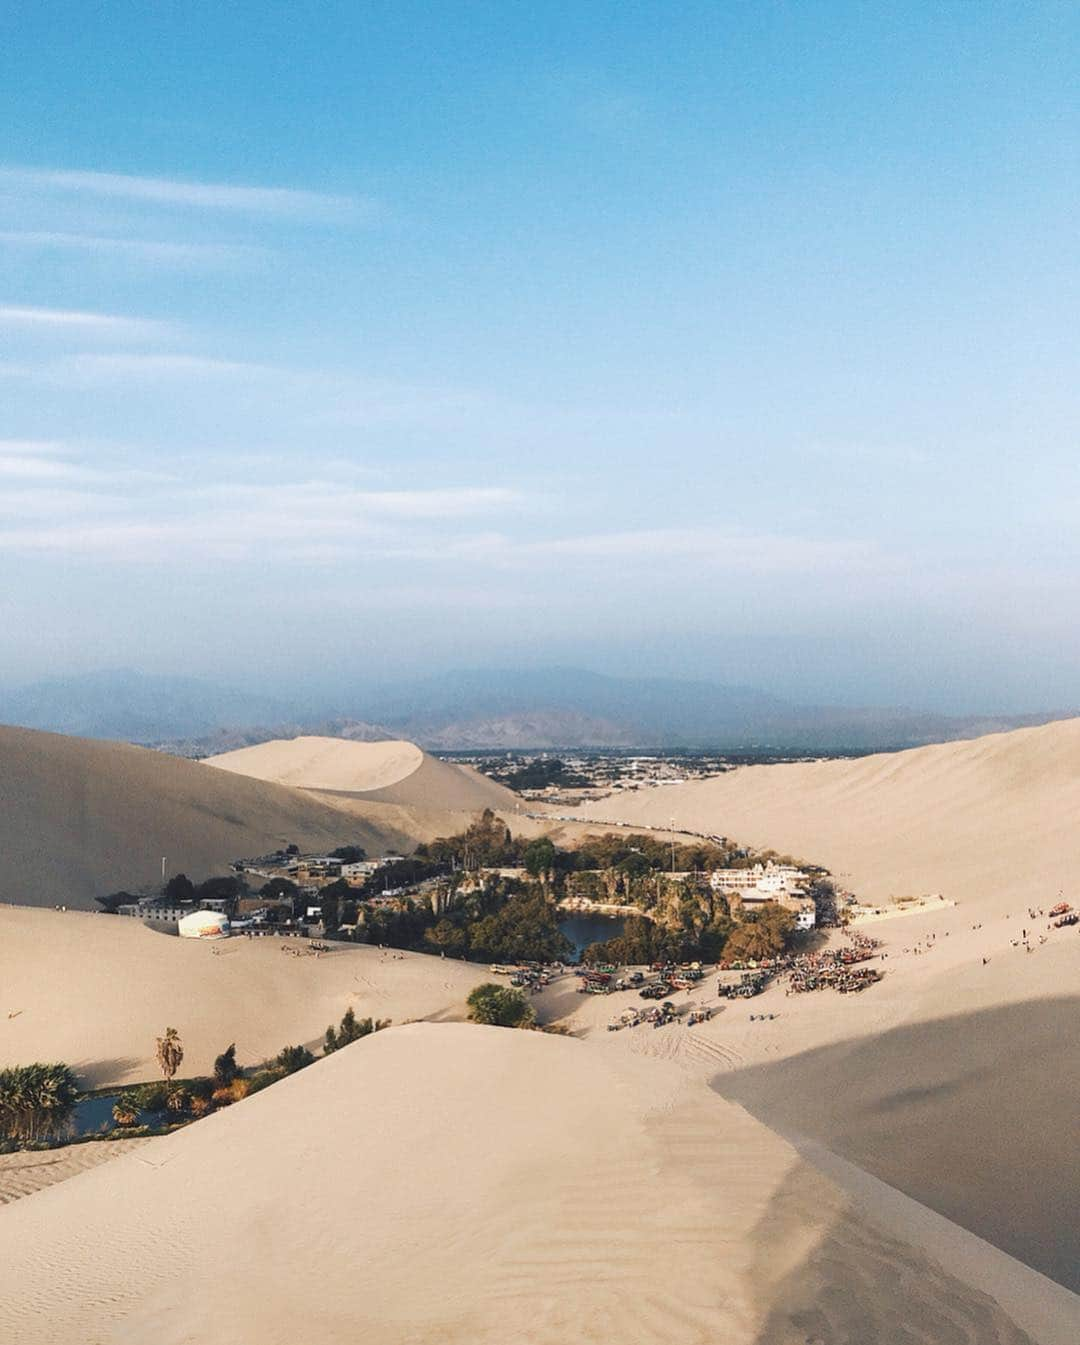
[324,1007,390,1054]
[443,890,572,964]
[582,899,797,967]
[0,1064,80,1144]
[488,758,588,791]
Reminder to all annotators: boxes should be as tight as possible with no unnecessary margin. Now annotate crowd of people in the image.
[783,933,883,995]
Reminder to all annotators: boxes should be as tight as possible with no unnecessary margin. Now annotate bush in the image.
[210,1076,253,1108]
[213,1043,239,1087]
[466,983,535,1029]
[112,1093,140,1127]
[245,1068,285,1096]
[131,1081,170,1113]
[276,1045,315,1075]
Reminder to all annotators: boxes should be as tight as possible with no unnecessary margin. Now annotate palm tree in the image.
[0,1063,79,1143]
[155,1027,184,1083]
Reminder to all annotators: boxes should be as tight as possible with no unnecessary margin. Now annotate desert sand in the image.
[565,718,1080,1294]
[0,725,523,910]
[207,734,517,812]
[0,906,490,1086]
[0,1137,150,1206]
[3,720,1080,1340]
[0,725,407,908]
[0,1022,1070,1345]
[576,715,1080,912]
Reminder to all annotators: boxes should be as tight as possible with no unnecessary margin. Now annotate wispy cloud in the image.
[66,352,257,378]
[380,526,874,575]
[0,451,521,560]
[0,443,172,485]
[0,166,364,221]
[0,229,268,267]
[0,305,174,341]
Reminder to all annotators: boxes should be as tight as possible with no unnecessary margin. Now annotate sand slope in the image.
[0,725,414,909]
[0,1022,1065,1345]
[207,735,517,812]
[568,718,1080,1295]
[0,907,489,1086]
[578,716,1080,910]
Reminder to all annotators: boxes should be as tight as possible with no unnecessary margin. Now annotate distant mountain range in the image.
[0,666,1073,754]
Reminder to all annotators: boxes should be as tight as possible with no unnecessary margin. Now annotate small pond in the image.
[557,913,626,962]
[73,1094,149,1137]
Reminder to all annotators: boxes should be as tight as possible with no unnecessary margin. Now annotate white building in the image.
[178,909,231,939]
[709,861,808,897]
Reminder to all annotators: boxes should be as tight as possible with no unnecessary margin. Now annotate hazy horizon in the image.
[3,3,1078,716]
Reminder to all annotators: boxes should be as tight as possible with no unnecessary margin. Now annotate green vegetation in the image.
[466,983,535,1028]
[324,812,810,967]
[721,904,795,961]
[490,758,588,791]
[330,844,367,863]
[466,892,572,964]
[276,1044,316,1075]
[324,1007,390,1055]
[213,1043,239,1087]
[0,1063,80,1143]
[112,1093,140,1127]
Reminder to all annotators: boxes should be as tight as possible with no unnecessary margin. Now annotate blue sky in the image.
[1,2,1078,711]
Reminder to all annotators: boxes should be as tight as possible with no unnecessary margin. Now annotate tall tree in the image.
[156,1027,184,1083]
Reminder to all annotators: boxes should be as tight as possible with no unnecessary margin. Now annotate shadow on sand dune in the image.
[716,996,1080,1293]
[747,1161,1038,1345]
[75,1056,142,1089]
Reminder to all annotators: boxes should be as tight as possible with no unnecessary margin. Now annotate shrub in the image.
[466,983,535,1029]
[131,1081,170,1113]
[112,1093,140,1127]
[166,1086,191,1114]
[276,1045,315,1075]
[245,1068,284,1096]
[213,1043,239,1087]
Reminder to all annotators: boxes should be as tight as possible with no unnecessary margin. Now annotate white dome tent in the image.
[178,909,231,940]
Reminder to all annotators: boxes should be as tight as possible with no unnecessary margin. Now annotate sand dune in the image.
[0,907,489,1086]
[0,725,413,909]
[207,734,517,812]
[0,1022,1066,1345]
[0,1138,150,1206]
[566,718,1080,1297]
[5,720,1080,1339]
[578,716,1080,911]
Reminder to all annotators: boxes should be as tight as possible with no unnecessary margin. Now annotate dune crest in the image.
[0,1023,1061,1345]
[206,736,426,792]
[206,734,517,813]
